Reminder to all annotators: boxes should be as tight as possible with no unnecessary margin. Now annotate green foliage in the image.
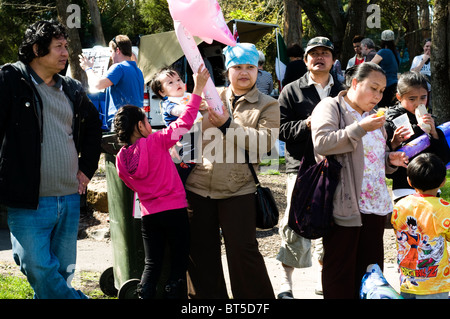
[0,269,115,299]
[440,171,450,200]
[0,0,58,65]
[138,0,175,33]
[220,0,282,86]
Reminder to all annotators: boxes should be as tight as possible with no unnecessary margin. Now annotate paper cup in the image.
[392,113,414,136]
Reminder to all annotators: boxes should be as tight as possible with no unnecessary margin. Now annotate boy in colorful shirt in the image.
[392,153,450,299]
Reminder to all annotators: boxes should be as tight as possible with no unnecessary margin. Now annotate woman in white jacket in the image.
[311,62,408,299]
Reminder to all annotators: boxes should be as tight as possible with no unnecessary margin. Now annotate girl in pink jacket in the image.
[114,66,209,299]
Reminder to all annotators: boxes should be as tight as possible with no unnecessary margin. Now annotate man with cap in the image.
[276,36,345,299]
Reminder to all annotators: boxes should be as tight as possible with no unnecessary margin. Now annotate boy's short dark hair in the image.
[150,67,180,99]
[407,153,446,191]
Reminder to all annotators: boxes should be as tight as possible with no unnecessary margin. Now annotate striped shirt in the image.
[30,72,79,196]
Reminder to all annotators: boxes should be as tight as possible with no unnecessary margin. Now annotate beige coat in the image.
[311,92,398,227]
[185,86,280,199]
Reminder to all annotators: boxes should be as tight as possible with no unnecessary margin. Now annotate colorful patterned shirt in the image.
[345,102,393,216]
[392,194,450,295]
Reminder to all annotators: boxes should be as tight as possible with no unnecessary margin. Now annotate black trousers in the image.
[186,191,274,299]
[140,208,190,297]
[322,213,386,299]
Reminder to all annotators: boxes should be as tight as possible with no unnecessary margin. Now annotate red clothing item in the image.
[355,57,364,65]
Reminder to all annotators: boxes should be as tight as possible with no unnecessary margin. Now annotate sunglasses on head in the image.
[308,38,333,48]
[111,37,119,50]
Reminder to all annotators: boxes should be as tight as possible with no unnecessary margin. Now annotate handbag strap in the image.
[245,151,260,186]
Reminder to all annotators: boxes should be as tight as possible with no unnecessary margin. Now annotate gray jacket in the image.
[311,92,398,227]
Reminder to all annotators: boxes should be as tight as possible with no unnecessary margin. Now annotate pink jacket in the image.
[116,94,201,216]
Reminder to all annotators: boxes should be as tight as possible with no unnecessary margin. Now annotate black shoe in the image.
[137,282,156,299]
[277,291,294,299]
[165,279,187,299]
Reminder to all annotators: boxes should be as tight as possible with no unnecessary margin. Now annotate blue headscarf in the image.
[223,43,259,70]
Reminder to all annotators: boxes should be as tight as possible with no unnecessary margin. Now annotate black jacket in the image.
[385,103,450,191]
[278,72,345,173]
[0,61,102,209]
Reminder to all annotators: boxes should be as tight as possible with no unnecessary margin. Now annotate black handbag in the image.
[288,103,343,239]
[288,155,341,239]
[246,152,279,230]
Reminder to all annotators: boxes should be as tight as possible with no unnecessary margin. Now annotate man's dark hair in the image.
[407,153,446,191]
[352,35,364,44]
[18,20,68,64]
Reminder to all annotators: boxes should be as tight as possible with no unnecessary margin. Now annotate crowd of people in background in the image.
[1,19,449,301]
[275,29,450,300]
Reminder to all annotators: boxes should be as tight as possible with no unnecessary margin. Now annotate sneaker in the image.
[277,290,294,299]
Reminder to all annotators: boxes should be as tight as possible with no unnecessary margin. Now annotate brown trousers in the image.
[322,213,386,299]
[186,191,274,299]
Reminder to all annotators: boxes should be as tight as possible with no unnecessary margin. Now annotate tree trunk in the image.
[431,0,450,123]
[419,0,431,40]
[55,0,87,88]
[297,0,331,39]
[283,0,302,47]
[86,0,106,46]
[403,1,421,59]
[341,0,367,67]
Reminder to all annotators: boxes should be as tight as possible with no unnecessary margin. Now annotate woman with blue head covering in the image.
[184,42,280,299]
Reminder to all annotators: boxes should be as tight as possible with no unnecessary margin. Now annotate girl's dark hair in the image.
[407,153,446,191]
[113,105,146,144]
[18,20,68,64]
[396,71,429,96]
[344,62,386,88]
[150,67,181,99]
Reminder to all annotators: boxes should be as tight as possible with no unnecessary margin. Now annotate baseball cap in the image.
[305,37,334,55]
[381,30,395,41]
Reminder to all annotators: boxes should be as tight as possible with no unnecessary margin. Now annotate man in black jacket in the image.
[276,37,345,299]
[0,20,102,298]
